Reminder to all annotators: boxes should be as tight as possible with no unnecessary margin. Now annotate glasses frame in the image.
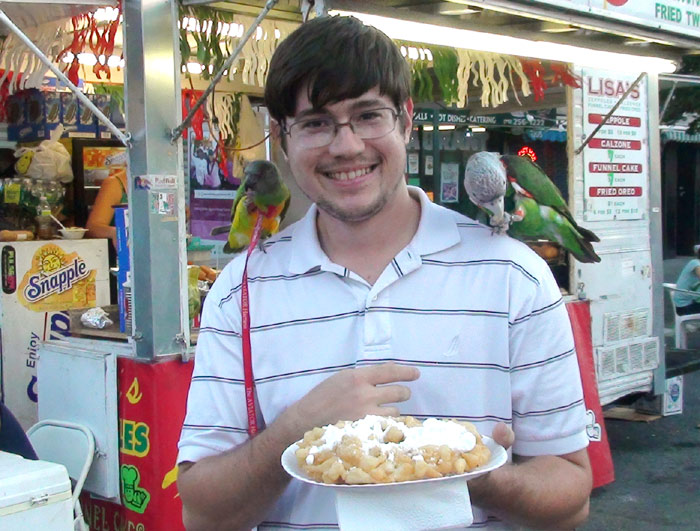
[282,106,402,148]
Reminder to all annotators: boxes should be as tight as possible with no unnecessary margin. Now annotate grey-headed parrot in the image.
[463,151,601,263]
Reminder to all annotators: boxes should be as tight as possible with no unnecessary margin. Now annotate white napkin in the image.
[334,477,473,531]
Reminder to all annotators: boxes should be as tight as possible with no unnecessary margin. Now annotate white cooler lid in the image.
[0,452,72,509]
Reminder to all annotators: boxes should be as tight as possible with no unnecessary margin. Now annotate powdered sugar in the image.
[305,415,476,464]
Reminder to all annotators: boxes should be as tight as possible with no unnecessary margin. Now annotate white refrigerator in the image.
[0,238,109,429]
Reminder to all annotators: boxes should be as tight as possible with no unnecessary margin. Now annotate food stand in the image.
[0,0,698,529]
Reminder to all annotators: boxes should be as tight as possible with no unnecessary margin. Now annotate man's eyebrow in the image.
[348,98,387,111]
[292,98,390,121]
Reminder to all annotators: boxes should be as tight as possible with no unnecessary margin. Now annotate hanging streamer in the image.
[519,59,547,102]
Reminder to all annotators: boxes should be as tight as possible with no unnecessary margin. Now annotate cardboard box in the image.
[636,375,684,416]
[77,94,97,135]
[60,92,79,133]
[93,93,111,137]
[6,92,42,142]
[664,376,683,415]
[44,91,61,137]
[114,205,131,333]
[24,89,44,130]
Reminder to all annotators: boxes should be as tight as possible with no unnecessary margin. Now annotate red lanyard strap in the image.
[241,214,264,437]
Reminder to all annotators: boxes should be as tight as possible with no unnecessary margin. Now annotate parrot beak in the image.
[483,196,505,225]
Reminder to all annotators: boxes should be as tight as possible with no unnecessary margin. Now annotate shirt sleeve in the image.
[177,260,251,464]
[508,258,589,457]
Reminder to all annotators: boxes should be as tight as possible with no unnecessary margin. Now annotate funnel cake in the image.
[295,415,491,485]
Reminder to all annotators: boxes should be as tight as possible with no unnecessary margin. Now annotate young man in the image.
[178,15,592,530]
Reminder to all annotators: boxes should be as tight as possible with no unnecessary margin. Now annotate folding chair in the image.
[663,282,700,349]
[26,420,95,531]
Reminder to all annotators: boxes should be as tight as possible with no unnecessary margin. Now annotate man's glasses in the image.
[283,107,401,148]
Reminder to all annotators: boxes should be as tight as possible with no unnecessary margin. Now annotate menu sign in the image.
[582,69,648,221]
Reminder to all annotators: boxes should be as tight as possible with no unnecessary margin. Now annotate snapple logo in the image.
[23,257,89,303]
[607,0,628,5]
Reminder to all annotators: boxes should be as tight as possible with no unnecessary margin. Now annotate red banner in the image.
[588,162,643,173]
[589,186,643,197]
[588,138,641,150]
[587,113,641,127]
[566,300,615,489]
[82,358,194,530]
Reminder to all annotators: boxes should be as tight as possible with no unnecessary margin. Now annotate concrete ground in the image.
[581,257,700,530]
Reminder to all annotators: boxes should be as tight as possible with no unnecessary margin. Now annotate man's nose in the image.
[328,122,364,156]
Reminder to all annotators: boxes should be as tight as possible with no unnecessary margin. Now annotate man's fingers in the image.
[376,405,401,418]
[360,362,420,385]
[375,384,411,405]
[491,422,515,450]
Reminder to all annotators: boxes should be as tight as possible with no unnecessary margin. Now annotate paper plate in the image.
[281,435,507,490]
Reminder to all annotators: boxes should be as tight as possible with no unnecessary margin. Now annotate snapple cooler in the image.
[0,239,109,429]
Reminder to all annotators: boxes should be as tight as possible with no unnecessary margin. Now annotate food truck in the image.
[0,0,698,529]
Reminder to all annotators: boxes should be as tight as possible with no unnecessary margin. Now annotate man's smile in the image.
[322,163,379,181]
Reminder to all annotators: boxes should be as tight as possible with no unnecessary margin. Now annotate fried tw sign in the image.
[526,0,700,39]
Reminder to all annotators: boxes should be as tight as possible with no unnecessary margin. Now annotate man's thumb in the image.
[491,422,515,449]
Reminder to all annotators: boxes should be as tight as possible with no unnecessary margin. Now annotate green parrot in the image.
[210,160,290,253]
[463,152,601,263]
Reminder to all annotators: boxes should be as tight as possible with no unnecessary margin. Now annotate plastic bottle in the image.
[35,195,54,239]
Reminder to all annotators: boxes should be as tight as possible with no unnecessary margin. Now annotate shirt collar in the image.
[288,203,332,274]
[406,186,462,257]
[288,186,462,274]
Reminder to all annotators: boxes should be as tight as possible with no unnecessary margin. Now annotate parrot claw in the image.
[257,238,268,254]
[489,212,513,235]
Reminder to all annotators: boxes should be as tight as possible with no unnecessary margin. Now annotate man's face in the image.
[282,87,413,223]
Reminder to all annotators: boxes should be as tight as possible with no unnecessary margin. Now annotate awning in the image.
[662,130,700,143]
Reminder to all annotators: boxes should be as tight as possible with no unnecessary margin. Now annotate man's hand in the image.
[179,362,420,530]
[285,362,420,434]
[468,424,592,530]
[490,422,515,449]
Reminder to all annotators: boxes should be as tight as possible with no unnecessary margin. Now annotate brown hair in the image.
[264,16,411,126]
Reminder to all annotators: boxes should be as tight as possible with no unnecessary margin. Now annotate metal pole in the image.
[646,74,666,396]
[574,72,646,155]
[171,0,280,142]
[123,0,187,358]
[0,9,131,147]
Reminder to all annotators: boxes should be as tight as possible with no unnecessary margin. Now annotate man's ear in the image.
[402,98,414,144]
[270,120,288,157]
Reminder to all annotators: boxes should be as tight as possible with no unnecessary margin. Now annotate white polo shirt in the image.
[178,186,588,529]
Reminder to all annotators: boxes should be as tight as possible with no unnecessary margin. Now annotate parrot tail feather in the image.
[575,224,601,243]
[572,238,602,263]
[210,225,232,236]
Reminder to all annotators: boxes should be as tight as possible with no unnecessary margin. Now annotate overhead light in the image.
[186,62,203,74]
[423,125,434,131]
[61,52,124,68]
[438,125,456,130]
[93,7,120,23]
[541,23,579,33]
[400,46,433,61]
[439,7,480,15]
[471,126,486,132]
[332,11,677,74]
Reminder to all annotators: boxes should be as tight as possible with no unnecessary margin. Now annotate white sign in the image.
[527,0,700,39]
[582,69,648,221]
